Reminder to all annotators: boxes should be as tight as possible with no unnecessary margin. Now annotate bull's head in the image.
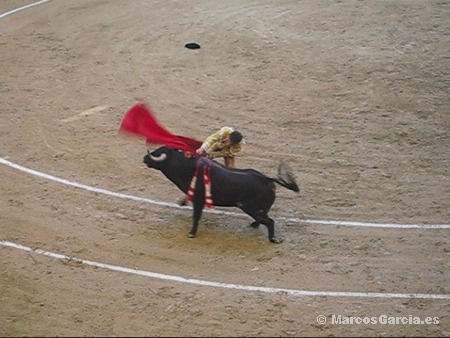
[143,147,170,169]
[143,147,196,191]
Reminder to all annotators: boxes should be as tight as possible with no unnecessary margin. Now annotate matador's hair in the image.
[229,130,243,145]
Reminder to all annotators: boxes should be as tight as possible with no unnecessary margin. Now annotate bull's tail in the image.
[273,162,300,192]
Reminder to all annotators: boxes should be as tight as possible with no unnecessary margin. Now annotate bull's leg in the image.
[188,201,204,238]
[261,217,283,244]
[243,207,283,244]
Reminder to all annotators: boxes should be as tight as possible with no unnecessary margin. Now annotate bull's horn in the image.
[150,152,167,162]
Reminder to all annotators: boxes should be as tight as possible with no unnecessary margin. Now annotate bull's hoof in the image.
[188,233,196,238]
[250,221,260,228]
[270,237,284,244]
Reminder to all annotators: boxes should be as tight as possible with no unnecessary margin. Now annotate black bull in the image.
[143,146,299,243]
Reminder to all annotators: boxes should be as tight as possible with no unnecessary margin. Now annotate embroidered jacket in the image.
[199,126,243,158]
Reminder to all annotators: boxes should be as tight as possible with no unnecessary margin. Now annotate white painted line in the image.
[1,240,448,300]
[296,219,450,229]
[0,0,51,19]
[60,105,110,123]
[1,157,449,229]
[0,156,181,208]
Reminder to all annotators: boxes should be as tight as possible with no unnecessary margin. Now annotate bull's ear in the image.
[147,149,150,155]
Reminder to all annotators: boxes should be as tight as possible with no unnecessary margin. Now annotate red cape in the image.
[119,103,202,152]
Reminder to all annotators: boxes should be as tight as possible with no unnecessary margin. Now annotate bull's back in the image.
[209,167,276,206]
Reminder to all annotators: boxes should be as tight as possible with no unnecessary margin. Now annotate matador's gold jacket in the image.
[199,126,243,158]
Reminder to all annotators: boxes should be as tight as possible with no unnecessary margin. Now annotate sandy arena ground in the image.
[1,0,449,336]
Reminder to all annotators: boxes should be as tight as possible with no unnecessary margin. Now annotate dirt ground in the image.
[1,0,449,336]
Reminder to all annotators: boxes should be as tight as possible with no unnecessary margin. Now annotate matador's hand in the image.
[195,148,205,156]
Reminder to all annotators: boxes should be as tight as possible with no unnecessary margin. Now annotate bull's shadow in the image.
[143,146,299,243]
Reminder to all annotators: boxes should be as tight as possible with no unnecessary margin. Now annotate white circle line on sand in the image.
[0,0,51,19]
[1,157,449,229]
[1,240,449,300]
